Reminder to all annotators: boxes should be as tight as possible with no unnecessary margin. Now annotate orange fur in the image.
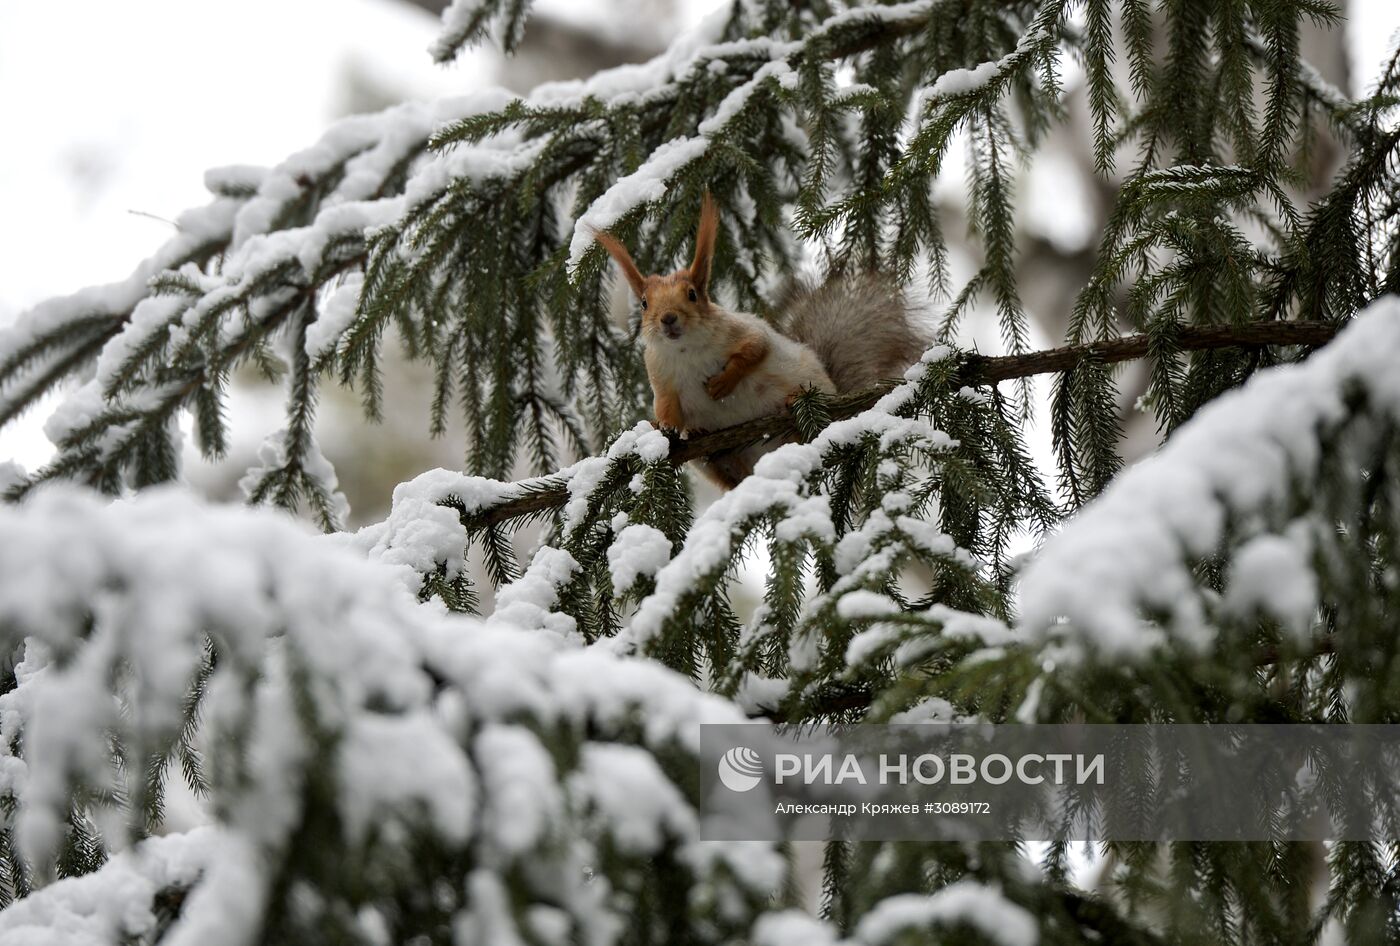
[642,274,711,332]
[706,331,768,400]
[689,193,718,298]
[594,194,849,491]
[594,230,646,298]
[594,196,720,339]
[652,379,684,431]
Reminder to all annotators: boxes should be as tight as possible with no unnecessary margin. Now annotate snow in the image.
[1014,675,1045,723]
[229,99,498,253]
[559,22,847,275]
[567,136,712,270]
[615,475,832,653]
[844,622,903,666]
[571,743,694,853]
[238,427,352,528]
[843,603,1014,671]
[0,487,429,860]
[490,546,582,640]
[93,292,193,394]
[338,710,475,843]
[607,523,673,594]
[562,24,842,273]
[42,379,188,461]
[630,422,673,463]
[346,449,611,594]
[159,834,266,946]
[888,697,960,724]
[14,85,530,488]
[1223,530,1318,640]
[215,653,310,850]
[853,882,1037,946]
[0,195,242,424]
[697,56,799,136]
[931,59,1003,98]
[956,384,990,405]
[561,421,672,534]
[928,17,1046,100]
[305,272,365,359]
[204,165,268,196]
[228,93,513,254]
[350,466,528,585]
[38,380,105,448]
[431,0,494,61]
[527,7,728,108]
[836,590,900,620]
[2,0,1399,937]
[459,871,531,946]
[0,484,785,942]
[752,910,839,946]
[732,673,790,714]
[682,838,789,905]
[560,457,614,532]
[807,0,939,45]
[833,516,891,576]
[0,828,221,946]
[926,606,1017,648]
[474,724,563,855]
[0,460,23,493]
[0,0,506,471]
[1017,298,1400,659]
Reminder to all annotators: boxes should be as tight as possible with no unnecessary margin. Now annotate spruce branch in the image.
[686,319,1337,457]
[460,320,1338,527]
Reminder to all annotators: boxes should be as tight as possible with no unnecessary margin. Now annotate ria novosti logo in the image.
[717,746,764,792]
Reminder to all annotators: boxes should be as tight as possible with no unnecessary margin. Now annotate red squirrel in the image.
[596,196,927,488]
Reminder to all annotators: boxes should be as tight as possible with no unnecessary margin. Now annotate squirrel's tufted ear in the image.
[689,193,717,297]
[594,230,647,299]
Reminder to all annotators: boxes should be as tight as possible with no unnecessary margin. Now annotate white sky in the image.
[1,0,1397,472]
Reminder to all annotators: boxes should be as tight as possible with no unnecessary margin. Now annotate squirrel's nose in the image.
[661,313,678,326]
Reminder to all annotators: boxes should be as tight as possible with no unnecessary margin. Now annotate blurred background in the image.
[2,0,1398,527]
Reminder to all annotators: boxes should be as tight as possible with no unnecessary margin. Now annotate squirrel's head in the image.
[594,194,717,343]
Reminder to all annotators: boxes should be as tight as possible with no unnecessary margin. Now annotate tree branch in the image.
[470,320,1338,528]
[672,319,1338,462]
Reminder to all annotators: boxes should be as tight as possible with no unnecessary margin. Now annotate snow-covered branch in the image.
[0,487,782,943]
[1020,297,1400,660]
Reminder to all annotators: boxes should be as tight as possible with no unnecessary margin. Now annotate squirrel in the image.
[595,195,927,489]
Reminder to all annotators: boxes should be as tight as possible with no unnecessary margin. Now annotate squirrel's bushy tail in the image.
[776,272,928,393]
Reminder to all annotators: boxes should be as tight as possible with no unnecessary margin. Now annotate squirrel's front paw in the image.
[656,422,699,441]
[706,374,737,400]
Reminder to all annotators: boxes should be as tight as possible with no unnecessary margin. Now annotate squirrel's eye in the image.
[688,288,697,302]
[640,299,648,310]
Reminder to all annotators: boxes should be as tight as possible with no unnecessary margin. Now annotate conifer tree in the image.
[0,0,1398,943]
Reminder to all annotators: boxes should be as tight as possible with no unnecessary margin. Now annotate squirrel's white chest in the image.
[647,338,789,432]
